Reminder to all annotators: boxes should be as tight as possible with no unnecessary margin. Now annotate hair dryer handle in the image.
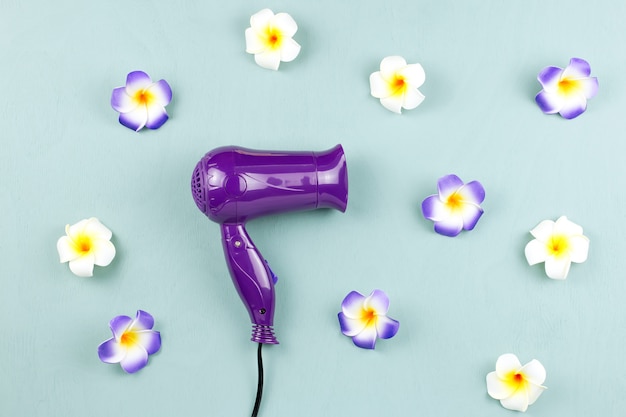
[221,223,278,344]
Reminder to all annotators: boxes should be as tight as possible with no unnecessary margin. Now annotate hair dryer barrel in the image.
[192,145,348,344]
[191,145,348,223]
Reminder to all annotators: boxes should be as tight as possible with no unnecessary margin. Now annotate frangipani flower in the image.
[245,9,301,70]
[524,216,589,280]
[421,174,485,237]
[369,56,425,114]
[111,71,172,131]
[486,353,547,412]
[337,290,399,349]
[56,217,116,277]
[98,310,161,374]
[535,58,598,119]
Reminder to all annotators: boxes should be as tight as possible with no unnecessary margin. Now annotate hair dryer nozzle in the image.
[314,144,348,213]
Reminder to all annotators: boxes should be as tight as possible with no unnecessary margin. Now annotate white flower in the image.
[245,9,301,70]
[524,216,589,280]
[369,56,425,114]
[487,353,547,412]
[57,217,116,277]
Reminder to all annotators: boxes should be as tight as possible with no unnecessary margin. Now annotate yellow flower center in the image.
[120,331,138,347]
[446,192,464,211]
[546,235,570,257]
[264,27,282,49]
[504,372,526,391]
[557,78,580,96]
[391,74,407,96]
[362,308,376,326]
[73,234,93,255]
[133,89,154,106]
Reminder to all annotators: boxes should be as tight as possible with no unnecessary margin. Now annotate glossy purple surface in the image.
[192,145,348,344]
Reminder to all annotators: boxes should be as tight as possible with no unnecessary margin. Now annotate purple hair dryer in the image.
[191,145,348,344]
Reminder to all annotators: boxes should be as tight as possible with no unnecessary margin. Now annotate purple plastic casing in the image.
[191,145,348,344]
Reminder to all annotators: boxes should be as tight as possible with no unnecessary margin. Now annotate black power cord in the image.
[251,343,264,417]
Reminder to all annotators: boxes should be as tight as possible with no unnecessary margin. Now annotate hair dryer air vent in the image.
[191,163,206,214]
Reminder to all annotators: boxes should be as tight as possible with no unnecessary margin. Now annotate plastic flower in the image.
[97,310,161,374]
[535,58,598,119]
[487,353,547,412]
[337,290,399,349]
[111,71,172,131]
[524,216,589,280]
[56,217,116,277]
[245,9,301,70]
[421,174,485,237]
[369,56,425,114]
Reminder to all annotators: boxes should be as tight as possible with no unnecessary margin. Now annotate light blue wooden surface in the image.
[2,1,626,416]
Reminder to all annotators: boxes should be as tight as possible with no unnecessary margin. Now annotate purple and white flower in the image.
[97,310,161,373]
[338,290,399,349]
[421,174,485,237]
[535,58,598,119]
[111,71,172,131]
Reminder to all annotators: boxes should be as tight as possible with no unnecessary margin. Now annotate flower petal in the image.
[92,239,115,266]
[437,174,464,200]
[434,215,464,237]
[245,28,266,53]
[579,77,599,99]
[364,289,389,314]
[379,56,407,81]
[458,180,485,205]
[68,254,95,277]
[553,216,583,236]
[130,310,155,331]
[525,239,548,265]
[535,90,564,114]
[380,95,403,114]
[402,87,425,110]
[375,315,399,339]
[145,104,169,130]
[537,66,563,91]
[562,57,591,79]
[398,63,425,88]
[83,218,112,240]
[369,72,393,99]
[250,8,274,32]
[136,330,161,355]
[351,324,378,349]
[67,219,89,239]
[279,37,301,63]
[486,371,517,400]
[254,49,282,71]
[272,12,298,38]
[520,359,546,385]
[544,254,571,279]
[341,291,366,318]
[460,203,484,231]
[111,87,137,113]
[499,387,529,412]
[529,219,555,241]
[125,71,153,96]
[97,338,126,364]
[119,105,148,131]
[558,94,587,119]
[338,313,367,337]
[527,383,546,405]
[569,235,590,263]
[495,353,522,378]
[421,195,451,222]
[145,80,172,107]
[109,315,133,339]
[57,236,80,262]
[119,345,149,373]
